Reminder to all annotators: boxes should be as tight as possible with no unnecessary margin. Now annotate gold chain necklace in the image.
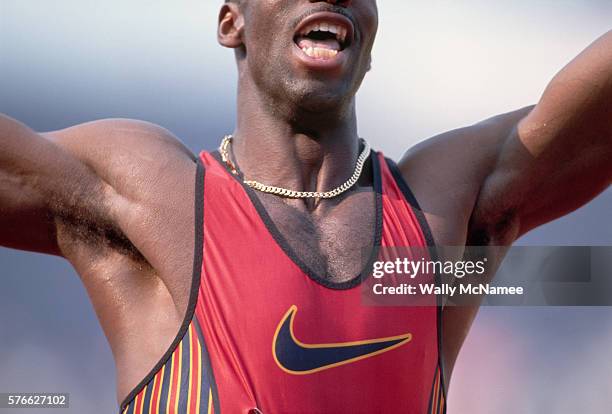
[219,135,371,199]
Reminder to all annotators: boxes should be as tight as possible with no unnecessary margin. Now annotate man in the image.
[0,0,610,412]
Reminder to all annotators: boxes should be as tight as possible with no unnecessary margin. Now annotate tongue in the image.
[296,36,341,51]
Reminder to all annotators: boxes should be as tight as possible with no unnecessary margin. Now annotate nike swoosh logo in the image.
[273,305,412,375]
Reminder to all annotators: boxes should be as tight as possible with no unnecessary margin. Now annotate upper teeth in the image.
[301,22,348,44]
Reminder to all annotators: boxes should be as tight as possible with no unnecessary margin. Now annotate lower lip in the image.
[292,42,348,71]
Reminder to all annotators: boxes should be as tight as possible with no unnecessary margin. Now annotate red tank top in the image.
[120,150,446,414]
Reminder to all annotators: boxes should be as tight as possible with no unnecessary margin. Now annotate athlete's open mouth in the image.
[293,12,354,61]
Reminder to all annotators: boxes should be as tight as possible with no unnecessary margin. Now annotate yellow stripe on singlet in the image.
[195,328,203,411]
[149,371,158,414]
[138,384,147,414]
[187,326,194,411]
[207,388,213,414]
[165,353,174,414]
[155,365,165,414]
[174,341,183,413]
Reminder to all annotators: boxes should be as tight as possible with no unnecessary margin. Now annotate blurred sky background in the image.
[1,1,611,413]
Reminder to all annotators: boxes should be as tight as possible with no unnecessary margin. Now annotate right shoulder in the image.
[43,119,197,197]
[44,118,194,161]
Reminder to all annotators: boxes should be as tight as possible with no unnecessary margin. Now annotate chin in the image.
[290,83,354,117]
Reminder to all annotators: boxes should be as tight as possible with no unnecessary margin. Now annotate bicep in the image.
[473,33,612,240]
[473,122,611,241]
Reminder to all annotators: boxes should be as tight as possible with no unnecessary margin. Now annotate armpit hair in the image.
[55,211,146,263]
[48,177,147,264]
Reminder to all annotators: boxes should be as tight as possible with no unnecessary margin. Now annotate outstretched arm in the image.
[0,115,115,255]
[0,115,195,266]
[470,30,612,243]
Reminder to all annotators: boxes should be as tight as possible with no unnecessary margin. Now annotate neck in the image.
[230,81,364,200]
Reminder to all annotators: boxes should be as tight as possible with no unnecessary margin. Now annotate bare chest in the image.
[253,189,378,284]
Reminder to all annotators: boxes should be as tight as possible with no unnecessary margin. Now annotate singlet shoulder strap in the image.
[378,154,437,249]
